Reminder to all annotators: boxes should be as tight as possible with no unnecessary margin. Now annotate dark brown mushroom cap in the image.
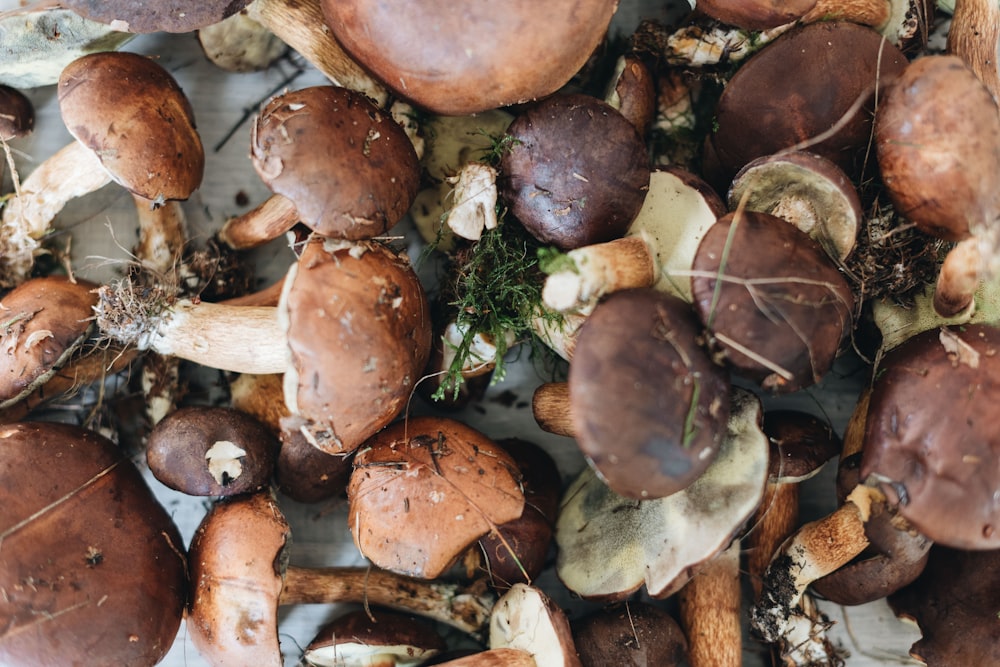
[0,85,33,140]
[304,609,446,665]
[0,276,98,408]
[569,288,731,499]
[0,422,187,666]
[762,410,840,482]
[347,416,524,579]
[252,86,420,240]
[694,0,816,29]
[876,54,1000,242]
[690,210,855,393]
[499,93,651,250]
[62,0,252,33]
[321,0,618,115]
[710,21,907,180]
[58,51,204,201]
[888,546,1000,666]
[571,602,689,667]
[860,324,1000,549]
[275,426,353,504]
[282,237,432,455]
[146,406,279,497]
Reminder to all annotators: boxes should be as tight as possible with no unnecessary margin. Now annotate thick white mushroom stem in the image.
[934,236,982,317]
[542,235,657,313]
[0,141,111,286]
[217,192,299,250]
[94,287,287,375]
[948,0,1000,104]
[279,566,494,636]
[134,196,188,274]
[677,541,742,667]
[247,0,389,107]
[751,484,884,663]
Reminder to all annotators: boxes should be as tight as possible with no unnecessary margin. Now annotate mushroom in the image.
[947,0,1000,103]
[676,541,743,667]
[0,51,204,287]
[690,209,855,393]
[302,609,447,667]
[347,416,525,580]
[320,0,618,114]
[95,236,432,455]
[0,276,98,409]
[0,82,33,145]
[62,0,251,33]
[571,601,689,667]
[498,93,651,251]
[603,53,657,137]
[489,584,581,667]
[0,421,187,666]
[186,491,496,666]
[145,405,279,497]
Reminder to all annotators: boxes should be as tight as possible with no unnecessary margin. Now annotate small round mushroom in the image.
[0,422,187,666]
[347,416,525,580]
[571,601,689,667]
[302,609,447,667]
[0,276,98,409]
[320,0,618,114]
[146,405,279,497]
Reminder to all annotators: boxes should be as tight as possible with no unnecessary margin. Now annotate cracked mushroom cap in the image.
[0,276,98,409]
[691,210,855,393]
[569,288,730,499]
[499,93,651,250]
[146,406,279,497]
[252,86,420,240]
[347,416,524,579]
[0,422,187,666]
[58,51,204,202]
[280,237,432,455]
[62,0,252,33]
[860,324,1000,549]
[321,0,618,115]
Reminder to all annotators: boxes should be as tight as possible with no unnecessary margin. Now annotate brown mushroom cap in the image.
[499,93,651,250]
[146,406,279,497]
[62,0,252,33]
[762,410,841,483]
[569,288,731,499]
[281,237,432,455]
[690,210,855,393]
[710,21,907,180]
[0,276,98,408]
[252,86,420,240]
[860,324,1000,549]
[571,602,689,667]
[0,422,187,666]
[58,51,204,201]
[275,426,353,504]
[875,54,1000,242]
[321,0,618,115]
[347,416,524,579]
[304,608,447,666]
[888,546,1000,666]
[0,85,33,141]
[695,0,817,29]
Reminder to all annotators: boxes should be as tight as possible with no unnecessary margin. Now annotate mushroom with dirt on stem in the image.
[186,491,497,667]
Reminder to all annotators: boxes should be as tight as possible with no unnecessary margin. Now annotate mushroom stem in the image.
[279,565,494,635]
[0,141,111,285]
[542,235,657,312]
[246,0,389,106]
[934,236,982,317]
[94,288,287,375]
[948,0,1000,104]
[802,0,891,28]
[677,540,742,667]
[750,484,884,657]
[217,192,299,250]
[747,481,800,598]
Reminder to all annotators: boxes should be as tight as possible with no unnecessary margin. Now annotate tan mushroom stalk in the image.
[948,0,1000,103]
[96,236,431,454]
[187,491,496,666]
[676,541,742,667]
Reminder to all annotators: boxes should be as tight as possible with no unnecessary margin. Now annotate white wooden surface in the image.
[1,2,926,665]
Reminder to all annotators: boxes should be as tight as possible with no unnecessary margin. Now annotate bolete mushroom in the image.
[302,608,447,667]
[489,584,581,667]
[571,601,689,667]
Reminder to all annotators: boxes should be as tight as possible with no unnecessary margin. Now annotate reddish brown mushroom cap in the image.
[499,93,651,251]
[572,602,689,667]
[0,85,33,141]
[58,51,204,201]
[691,210,855,393]
[252,86,420,240]
[304,609,447,666]
[321,0,618,115]
[0,276,98,408]
[0,422,187,666]
[762,410,841,483]
[860,324,1000,549]
[63,0,252,33]
[695,0,817,29]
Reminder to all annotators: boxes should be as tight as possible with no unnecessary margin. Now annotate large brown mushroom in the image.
[0,422,187,666]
